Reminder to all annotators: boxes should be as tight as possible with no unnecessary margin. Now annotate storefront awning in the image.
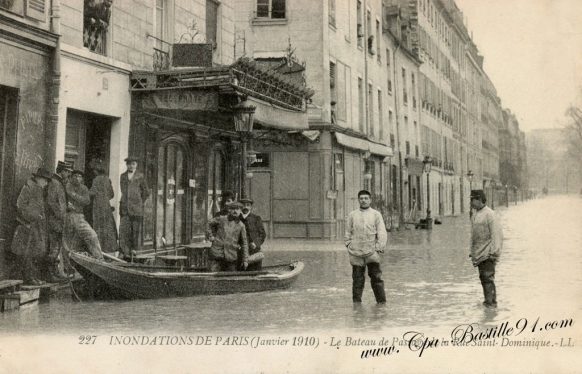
[334,133,393,157]
[248,96,309,131]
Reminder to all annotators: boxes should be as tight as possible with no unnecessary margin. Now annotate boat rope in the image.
[69,278,82,302]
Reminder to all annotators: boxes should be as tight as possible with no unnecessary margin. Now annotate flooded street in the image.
[2,195,582,335]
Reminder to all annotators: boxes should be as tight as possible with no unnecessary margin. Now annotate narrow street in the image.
[2,195,581,335]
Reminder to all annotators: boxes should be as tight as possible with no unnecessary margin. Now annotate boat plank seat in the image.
[182,243,211,270]
[157,255,188,269]
[0,280,23,294]
[133,254,153,264]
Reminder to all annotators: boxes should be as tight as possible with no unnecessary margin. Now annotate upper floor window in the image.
[83,0,113,55]
[329,0,336,27]
[257,0,285,19]
[206,0,219,48]
[356,1,363,48]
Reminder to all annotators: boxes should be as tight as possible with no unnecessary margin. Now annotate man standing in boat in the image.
[119,156,149,260]
[345,190,388,304]
[207,201,249,271]
[65,170,104,260]
[46,161,74,281]
[239,198,266,270]
[469,189,503,308]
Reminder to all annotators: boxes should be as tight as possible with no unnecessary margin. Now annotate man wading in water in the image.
[344,190,388,304]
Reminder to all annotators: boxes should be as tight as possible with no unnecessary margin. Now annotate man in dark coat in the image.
[239,198,266,271]
[119,156,149,260]
[65,170,104,260]
[46,161,74,282]
[11,167,52,285]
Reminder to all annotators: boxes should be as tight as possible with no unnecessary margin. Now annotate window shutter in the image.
[26,0,46,22]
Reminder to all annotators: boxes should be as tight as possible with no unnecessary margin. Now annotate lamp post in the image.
[233,98,256,199]
[505,184,509,207]
[423,156,433,229]
[467,170,474,191]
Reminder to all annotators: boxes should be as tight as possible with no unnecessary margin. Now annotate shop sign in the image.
[142,90,219,111]
[248,153,270,168]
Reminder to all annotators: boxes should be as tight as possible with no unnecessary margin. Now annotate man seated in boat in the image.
[239,198,266,271]
[207,201,249,272]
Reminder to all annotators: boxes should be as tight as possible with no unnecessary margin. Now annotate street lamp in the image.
[233,98,256,199]
[505,184,509,207]
[423,156,433,229]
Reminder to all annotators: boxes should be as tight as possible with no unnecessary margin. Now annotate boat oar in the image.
[102,252,127,263]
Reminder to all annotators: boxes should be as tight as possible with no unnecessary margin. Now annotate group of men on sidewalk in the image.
[10,156,150,285]
[11,162,103,285]
[344,189,503,309]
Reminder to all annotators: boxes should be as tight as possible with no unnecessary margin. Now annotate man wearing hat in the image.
[207,201,249,271]
[65,170,104,260]
[239,198,266,270]
[119,156,149,260]
[46,161,74,281]
[469,189,503,308]
[11,167,52,285]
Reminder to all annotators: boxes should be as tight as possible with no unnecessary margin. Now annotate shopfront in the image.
[129,59,312,249]
[0,14,58,277]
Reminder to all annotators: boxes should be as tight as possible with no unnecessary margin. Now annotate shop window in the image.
[333,153,344,191]
[208,147,226,217]
[83,0,112,55]
[364,160,375,195]
[156,142,187,248]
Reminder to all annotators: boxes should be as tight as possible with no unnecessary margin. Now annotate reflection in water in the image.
[1,196,581,335]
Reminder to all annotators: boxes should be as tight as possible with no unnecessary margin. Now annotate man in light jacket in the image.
[207,202,249,272]
[470,189,503,308]
[345,190,388,304]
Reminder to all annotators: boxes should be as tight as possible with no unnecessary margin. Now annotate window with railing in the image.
[83,0,112,56]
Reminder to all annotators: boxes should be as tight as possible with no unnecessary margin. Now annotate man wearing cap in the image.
[470,189,503,308]
[213,190,235,218]
[207,201,249,272]
[65,170,104,260]
[46,161,74,281]
[11,167,52,285]
[239,198,266,271]
[119,156,149,260]
[345,190,388,304]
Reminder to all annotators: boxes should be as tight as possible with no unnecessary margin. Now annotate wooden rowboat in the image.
[69,251,304,299]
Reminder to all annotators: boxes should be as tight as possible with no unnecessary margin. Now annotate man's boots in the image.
[368,263,387,304]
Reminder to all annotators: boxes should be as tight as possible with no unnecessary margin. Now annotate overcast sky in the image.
[454,0,582,132]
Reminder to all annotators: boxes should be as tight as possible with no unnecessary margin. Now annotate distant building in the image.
[527,129,580,194]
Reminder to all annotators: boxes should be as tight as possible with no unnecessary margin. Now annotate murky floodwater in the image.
[2,195,582,335]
